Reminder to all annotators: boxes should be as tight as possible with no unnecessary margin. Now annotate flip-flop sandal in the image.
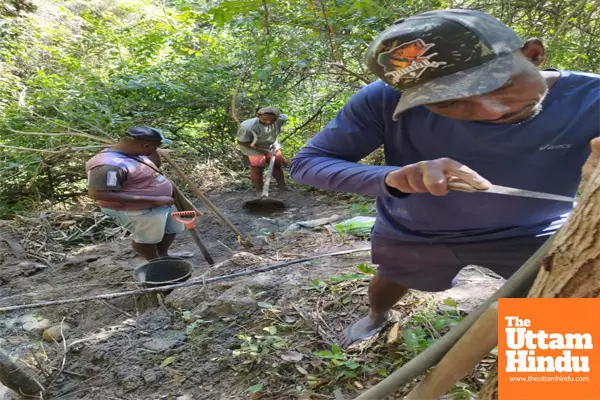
[168,251,195,259]
[342,320,388,347]
[341,310,402,349]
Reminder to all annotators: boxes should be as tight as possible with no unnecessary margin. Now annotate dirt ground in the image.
[0,185,503,400]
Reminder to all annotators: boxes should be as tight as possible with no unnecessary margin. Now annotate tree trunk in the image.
[261,0,270,35]
[479,163,600,399]
[0,347,44,396]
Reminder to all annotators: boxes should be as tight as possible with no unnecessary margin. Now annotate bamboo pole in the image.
[404,302,498,399]
[352,236,554,400]
[161,153,250,246]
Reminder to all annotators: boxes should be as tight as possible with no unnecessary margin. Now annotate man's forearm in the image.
[290,148,399,197]
[147,151,161,168]
[238,141,270,152]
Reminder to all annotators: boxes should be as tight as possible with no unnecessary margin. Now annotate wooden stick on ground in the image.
[0,247,370,313]
[478,163,600,400]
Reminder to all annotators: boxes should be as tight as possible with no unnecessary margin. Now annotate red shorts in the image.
[248,150,285,167]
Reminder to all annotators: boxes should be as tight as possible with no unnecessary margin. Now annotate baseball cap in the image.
[257,106,281,117]
[365,9,524,120]
[125,126,172,145]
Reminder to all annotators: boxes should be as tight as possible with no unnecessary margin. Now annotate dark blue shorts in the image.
[371,234,549,292]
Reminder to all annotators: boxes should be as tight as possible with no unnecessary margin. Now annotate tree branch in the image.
[0,144,63,154]
[326,62,371,85]
[544,0,588,66]
[316,0,343,63]
[51,106,112,137]
[262,0,270,35]
[9,129,113,144]
[229,90,241,125]
[279,90,342,143]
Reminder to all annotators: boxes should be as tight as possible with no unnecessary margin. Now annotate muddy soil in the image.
[0,186,502,400]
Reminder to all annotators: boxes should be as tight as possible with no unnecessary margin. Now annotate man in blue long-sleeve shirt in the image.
[290,9,600,348]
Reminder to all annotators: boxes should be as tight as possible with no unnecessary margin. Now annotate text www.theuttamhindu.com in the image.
[508,375,590,383]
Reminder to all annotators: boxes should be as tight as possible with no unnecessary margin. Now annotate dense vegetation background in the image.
[1,0,598,216]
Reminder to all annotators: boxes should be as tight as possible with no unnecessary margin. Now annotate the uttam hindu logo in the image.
[498,298,600,400]
[504,316,592,373]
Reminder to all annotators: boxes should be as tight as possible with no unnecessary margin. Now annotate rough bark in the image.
[478,163,600,399]
[0,347,44,396]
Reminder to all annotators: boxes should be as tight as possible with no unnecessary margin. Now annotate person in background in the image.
[237,106,289,195]
[290,9,600,348]
[86,126,191,261]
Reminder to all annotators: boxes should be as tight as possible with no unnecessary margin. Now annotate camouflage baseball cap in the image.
[365,9,523,120]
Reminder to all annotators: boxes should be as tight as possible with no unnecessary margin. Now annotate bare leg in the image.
[250,166,264,195]
[272,165,287,190]
[340,274,409,348]
[157,233,176,257]
[131,241,159,261]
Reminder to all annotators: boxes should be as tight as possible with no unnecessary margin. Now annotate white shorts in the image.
[101,205,185,244]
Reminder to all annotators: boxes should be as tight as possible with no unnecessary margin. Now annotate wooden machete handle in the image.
[447,179,480,193]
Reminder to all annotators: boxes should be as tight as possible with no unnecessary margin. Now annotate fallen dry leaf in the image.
[281,351,304,362]
[296,365,309,375]
[387,321,400,344]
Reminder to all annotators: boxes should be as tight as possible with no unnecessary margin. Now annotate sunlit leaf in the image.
[160,356,177,368]
[247,383,263,393]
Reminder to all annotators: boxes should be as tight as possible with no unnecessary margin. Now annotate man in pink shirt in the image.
[86,126,186,261]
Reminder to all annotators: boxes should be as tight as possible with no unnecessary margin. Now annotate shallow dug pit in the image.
[133,257,192,287]
[131,257,193,307]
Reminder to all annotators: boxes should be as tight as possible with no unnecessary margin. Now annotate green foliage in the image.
[334,216,375,238]
[247,383,263,393]
[399,297,464,357]
[314,344,367,382]
[0,0,598,216]
[304,295,469,391]
[232,331,288,364]
[181,310,212,334]
[304,264,375,293]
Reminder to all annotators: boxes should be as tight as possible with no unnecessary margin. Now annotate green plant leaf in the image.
[255,70,268,81]
[356,263,376,275]
[402,329,420,351]
[328,273,364,283]
[331,344,341,354]
[160,356,177,368]
[314,350,333,357]
[247,383,263,393]
[433,317,453,331]
[257,302,273,309]
[307,375,319,387]
[263,326,277,335]
[443,297,457,307]
[438,304,458,313]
